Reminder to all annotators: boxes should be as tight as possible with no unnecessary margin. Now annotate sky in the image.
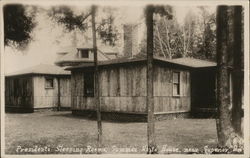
[4,5,216,74]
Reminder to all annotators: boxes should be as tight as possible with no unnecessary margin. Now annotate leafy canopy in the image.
[4,4,36,49]
[48,6,119,46]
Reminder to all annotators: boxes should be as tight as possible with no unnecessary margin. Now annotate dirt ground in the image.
[4,111,218,154]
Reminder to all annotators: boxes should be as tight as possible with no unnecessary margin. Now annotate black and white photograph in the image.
[0,0,249,157]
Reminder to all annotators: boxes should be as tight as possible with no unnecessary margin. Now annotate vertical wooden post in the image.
[57,77,61,111]
[91,5,102,154]
[145,5,157,154]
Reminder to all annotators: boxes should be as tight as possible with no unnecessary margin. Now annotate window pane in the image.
[84,72,94,97]
[173,84,180,95]
[45,78,53,88]
[80,49,89,58]
[173,72,180,96]
[177,84,180,95]
[173,72,180,83]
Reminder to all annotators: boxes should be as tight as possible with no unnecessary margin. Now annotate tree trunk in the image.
[145,5,158,154]
[231,6,243,136]
[216,5,234,146]
[91,5,102,154]
[216,5,244,148]
[57,77,61,111]
[183,26,186,57]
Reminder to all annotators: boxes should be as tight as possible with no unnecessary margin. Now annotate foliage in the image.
[4,4,36,49]
[191,7,216,61]
[154,5,173,19]
[153,15,184,58]
[48,6,119,46]
[96,13,119,46]
[139,5,174,56]
[153,7,216,61]
[48,6,90,32]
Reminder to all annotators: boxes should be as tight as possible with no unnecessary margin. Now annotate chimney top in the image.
[123,23,139,57]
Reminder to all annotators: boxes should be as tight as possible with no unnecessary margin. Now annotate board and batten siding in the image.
[33,76,71,108]
[153,65,191,114]
[5,76,33,108]
[71,63,191,114]
[59,77,71,108]
[71,71,95,110]
[99,64,147,113]
[33,76,59,108]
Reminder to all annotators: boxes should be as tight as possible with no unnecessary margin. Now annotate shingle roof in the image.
[55,45,119,66]
[155,57,217,68]
[66,55,217,70]
[6,64,71,77]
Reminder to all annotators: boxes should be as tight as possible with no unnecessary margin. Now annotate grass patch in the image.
[5,111,218,154]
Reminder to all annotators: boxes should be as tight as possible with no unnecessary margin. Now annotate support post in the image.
[145,5,157,154]
[57,77,61,111]
[91,5,102,154]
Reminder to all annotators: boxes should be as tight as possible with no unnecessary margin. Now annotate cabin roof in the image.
[6,64,71,77]
[155,57,217,68]
[55,45,119,66]
[55,49,110,64]
[66,55,217,70]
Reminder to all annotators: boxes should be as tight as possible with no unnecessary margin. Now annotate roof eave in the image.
[6,72,71,78]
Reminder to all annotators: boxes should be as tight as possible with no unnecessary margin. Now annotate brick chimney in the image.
[123,24,139,57]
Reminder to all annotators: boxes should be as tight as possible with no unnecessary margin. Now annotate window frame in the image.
[172,71,181,96]
[78,49,89,58]
[45,77,54,89]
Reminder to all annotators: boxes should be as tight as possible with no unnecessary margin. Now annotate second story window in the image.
[78,49,89,58]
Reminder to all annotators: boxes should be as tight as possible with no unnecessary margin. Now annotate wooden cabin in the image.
[66,56,217,121]
[5,64,71,112]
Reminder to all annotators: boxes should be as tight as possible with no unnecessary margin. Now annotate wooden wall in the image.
[153,65,191,113]
[33,76,58,108]
[71,64,147,113]
[33,75,71,108]
[5,76,33,109]
[71,63,191,114]
[59,77,71,108]
[99,64,147,113]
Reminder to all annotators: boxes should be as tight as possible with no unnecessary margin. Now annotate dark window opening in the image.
[45,78,54,88]
[173,72,180,96]
[84,71,94,97]
[13,79,19,96]
[79,49,89,58]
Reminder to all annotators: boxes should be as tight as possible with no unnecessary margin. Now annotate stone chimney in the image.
[123,24,139,57]
[72,31,77,48]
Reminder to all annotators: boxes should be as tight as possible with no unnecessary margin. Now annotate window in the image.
[173,72,180,96]
[84,71,94,97]
[13,78,19,96]
[78,49,89,58]
[45,78,54,88]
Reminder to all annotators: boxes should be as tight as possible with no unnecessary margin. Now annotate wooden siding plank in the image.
[71,64,191,114]
[119,68,126,96]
